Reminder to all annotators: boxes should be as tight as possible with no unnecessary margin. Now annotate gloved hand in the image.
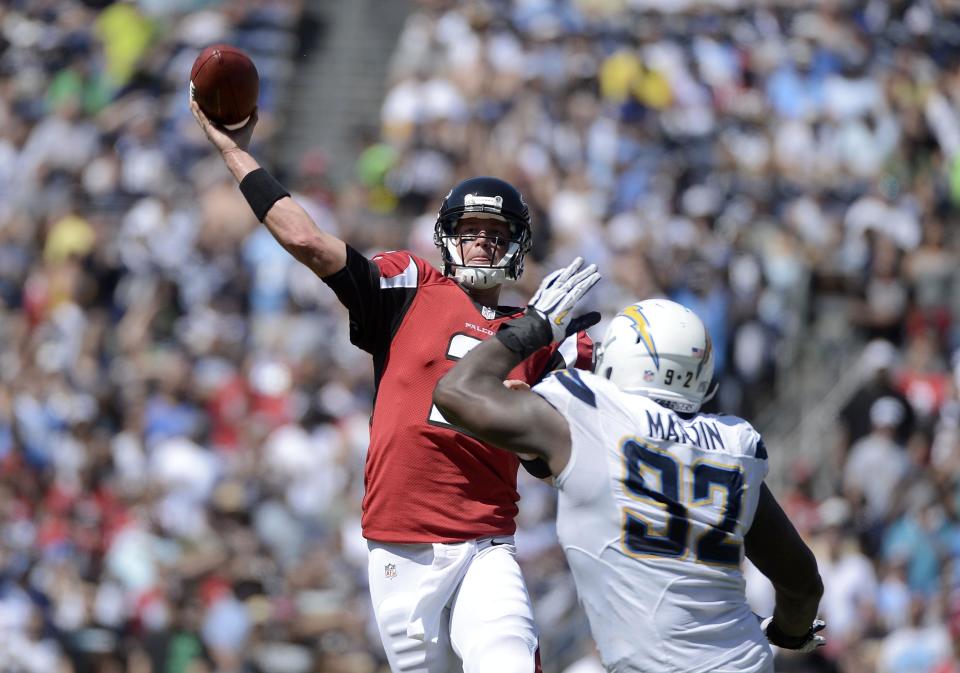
[760,617,826,653]
[527,256,601,343]
[495,257,601,359]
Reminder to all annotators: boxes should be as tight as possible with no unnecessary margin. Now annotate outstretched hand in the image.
[528,257,601,342]
[493,257,601,359]
[189,93,258,155]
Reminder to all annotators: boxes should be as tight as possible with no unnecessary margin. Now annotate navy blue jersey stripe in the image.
[556,369,596,408]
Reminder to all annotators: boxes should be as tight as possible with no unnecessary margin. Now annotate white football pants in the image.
[367,536,539,673]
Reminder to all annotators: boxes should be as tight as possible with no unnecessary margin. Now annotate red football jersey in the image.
[324,246,593,542]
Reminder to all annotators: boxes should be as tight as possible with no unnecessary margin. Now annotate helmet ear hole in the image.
[603,367,613,380]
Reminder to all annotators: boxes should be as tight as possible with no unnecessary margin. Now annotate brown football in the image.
[190,44,259,129]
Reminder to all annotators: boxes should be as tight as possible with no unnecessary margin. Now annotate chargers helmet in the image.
[595,299,715,413]
[434,176,532,290]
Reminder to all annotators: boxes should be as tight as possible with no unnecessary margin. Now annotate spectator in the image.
[4,1,960,671]
[839,339,915,448]
[815,497,878,648]
[878,597,952,673]
[843,397,909,524]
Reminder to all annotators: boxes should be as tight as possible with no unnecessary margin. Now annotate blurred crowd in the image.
[2,0,960,672]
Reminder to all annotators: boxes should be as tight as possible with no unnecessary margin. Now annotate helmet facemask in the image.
[435,211,531,291]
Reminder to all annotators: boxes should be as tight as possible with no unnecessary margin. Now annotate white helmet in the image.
[594,299,715,413]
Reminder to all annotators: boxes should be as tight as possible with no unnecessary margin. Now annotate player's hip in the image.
[612,615,771,673]
[366,536,533,646]
[361,503,518,543]
[366,535,520,585]
[601,637,772,673]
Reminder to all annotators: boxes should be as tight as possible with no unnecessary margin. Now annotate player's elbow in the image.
[434,374,467,420]
[434,373,486,431]
[805,572,825,603]
[284,232,322,262]
[284,233,340,277]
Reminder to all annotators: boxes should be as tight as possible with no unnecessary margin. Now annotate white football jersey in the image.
[533,369,773,673]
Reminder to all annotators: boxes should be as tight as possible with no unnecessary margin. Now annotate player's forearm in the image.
[771,570,824,637]
[434,337,525,439]
[222,147,261,182]
[220,149,346,277]
[745,484,824,638]
[262,198,346,276]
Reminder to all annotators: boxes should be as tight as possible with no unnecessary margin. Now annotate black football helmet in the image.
[434,176,533,289]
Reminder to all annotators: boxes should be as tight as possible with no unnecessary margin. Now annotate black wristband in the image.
[764,620,812,650]
[239,168,290,221]
[495,311,553,360]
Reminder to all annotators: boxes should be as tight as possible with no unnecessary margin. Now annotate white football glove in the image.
[760,617,826,654]
[528,257,601,343]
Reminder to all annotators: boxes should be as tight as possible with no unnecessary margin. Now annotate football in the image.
[190,44,259,129]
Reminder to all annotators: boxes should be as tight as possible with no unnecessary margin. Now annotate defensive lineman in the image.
[435,259,825,672]
[190,101,593,673]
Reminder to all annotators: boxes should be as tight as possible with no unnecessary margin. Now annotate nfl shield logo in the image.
[643,370,655,382]
[385,563,397,579]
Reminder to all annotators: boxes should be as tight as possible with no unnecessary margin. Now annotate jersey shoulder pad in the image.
[535,368,598,409]
[375,251,447,285]
[711,413,767,460]
[371,250,425,289]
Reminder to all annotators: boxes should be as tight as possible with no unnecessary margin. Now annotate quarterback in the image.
[190,102,592,673]
[435,261,825,672]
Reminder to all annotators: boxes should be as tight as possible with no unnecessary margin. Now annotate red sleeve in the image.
[371,250,419,280]
[574,330,594,370]
[533,330,595,383]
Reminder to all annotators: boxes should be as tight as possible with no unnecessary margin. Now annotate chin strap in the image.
[702,380,720,405]
[453,265,507,290]
[444,234,522,290]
